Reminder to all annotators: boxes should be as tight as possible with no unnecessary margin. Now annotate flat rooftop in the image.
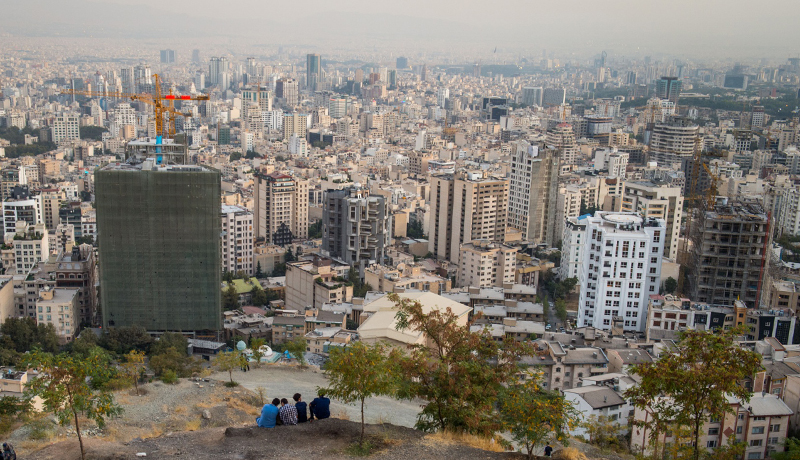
[99,163,212,173]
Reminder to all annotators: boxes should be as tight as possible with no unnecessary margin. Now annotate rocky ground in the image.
[5,363,632,459]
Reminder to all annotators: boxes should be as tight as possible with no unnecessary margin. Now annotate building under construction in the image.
[688,198,771,309]
[95,139,221,332]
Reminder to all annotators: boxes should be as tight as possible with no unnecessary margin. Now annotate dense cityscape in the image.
[1,15,800,459]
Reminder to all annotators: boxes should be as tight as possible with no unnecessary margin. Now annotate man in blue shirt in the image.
[293,393,308,423]
[257,398,281,428]
[309,390,330,421]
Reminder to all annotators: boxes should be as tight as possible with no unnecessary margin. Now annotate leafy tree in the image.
[120,350,146,396]
[98,326,152,355]
[255,261,264,278]
[625,327,762,460]
[22,349,122,460]
[308,219,323,239]
[214,350,241,385]
[229,151,243,161]
[251,283,268,306]
[285,336,308,367]
[245,150,261,159]
[555,299,568,323]
[149,345,199,378]
[79,126,108,141]
[0,317,59,353]
[581,414,620,447]
[250,338,266,367]
[223,270,234,283]
[663,277,678,294]
[773,437,800,460]
[234,270,248,280]
[285,247,296,263]
[150,331,188,356]
[498,376,580,459]
[406,219,426,239]
[222,284,239,310]
[324,341,400,446]
[271,262,287,277]
[390,292,532,435]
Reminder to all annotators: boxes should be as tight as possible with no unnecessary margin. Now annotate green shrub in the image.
[161,369,178,384]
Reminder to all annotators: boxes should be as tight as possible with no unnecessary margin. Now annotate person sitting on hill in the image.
[256,398,280,428]
[2,443,16,460]
[293,393,308,423]
[309,390,330,421]
[279,398,298,425]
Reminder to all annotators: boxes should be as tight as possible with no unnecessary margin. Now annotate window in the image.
[752,427,765,434]
[748,453,762,460]
[770,437,780,444]
[754,416,766,421]
[750,439,763,447]
[706,440,717,448]
[771,424,781,432]
[736,426,743,434]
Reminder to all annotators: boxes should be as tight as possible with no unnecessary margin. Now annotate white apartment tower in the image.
[221,205,254,275]
[577,212,665,332]
[437,88,449,108]
[560,216,587,280]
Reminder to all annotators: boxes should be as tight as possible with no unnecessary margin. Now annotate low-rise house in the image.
[271,314,306,345]
[606,348,653,374]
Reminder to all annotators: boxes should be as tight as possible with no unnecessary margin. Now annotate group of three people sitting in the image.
[256,391,330,428]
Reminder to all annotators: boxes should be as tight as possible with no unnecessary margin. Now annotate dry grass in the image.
[424,430,506,453]
[554,447,588,460]
[174,405,188,415]
[185,419,202,431]
[138,423,164,440]
[226,396,261,416]
[331,408,350,421]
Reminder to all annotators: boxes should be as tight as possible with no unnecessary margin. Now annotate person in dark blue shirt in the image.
[257,398,280,428]
[309,390,330,421]
[293,393,308,423]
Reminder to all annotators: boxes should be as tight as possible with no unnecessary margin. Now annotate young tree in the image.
[255,261,264,278]
[285,336,308,367]
[625,327,762,460]
[121,350,146,396]
[150,331,188,356]
[22,349,122,460]
[581,414,619,447]
[222,284,239,310]
[663,277,678,294]
[324,341,400,446]
[390,293,532,436]
[555,299,568,323]
[251,283,268,306]
[250,338,266,367]
[214,350,241,385]
[498,377,580,459]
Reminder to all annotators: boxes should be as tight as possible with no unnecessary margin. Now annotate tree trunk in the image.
[693,416,701,460]
[526,443,534,460]
[68,388,85,460]
[360,397,365,446]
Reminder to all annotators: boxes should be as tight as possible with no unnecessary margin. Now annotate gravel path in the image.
[208,364,424,428]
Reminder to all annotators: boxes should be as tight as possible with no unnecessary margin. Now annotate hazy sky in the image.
[5,0,800,60]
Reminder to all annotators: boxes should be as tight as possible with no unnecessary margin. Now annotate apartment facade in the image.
[577,213,665,332]
[253,171,309,246]
[621,181,683,260]
[221,205,254,275]
[457,240,517,288]
[322,186,389,270]
[508,140,560,246]
[428,170,508,264]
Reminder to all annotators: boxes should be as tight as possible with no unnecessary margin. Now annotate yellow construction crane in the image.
[61,74,209,139]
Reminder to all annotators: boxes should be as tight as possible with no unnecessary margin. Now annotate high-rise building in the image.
[159,49,176,64]
[508,141,560,246]
[191,49,200,64]
[328,98,348,119]
[545,123,580,165]
[428,170,508,264]
[253,171,309,246]
[751,106,765,128]
[437,88,449,108]
[2,192,42,237]
[387,70,397,89]
[648,117,698,168]
[621,181,684,260]
[38,187,62,231]
[576,212,665,332]
[51,114,80,143]
[306,54,322,91]
[241,86,272,124]
[655,76,682,105]
[133,64,152,93]
[689,200,769,308]
[521,87,543,106]
[396,56,408,69]
[208,57,229,89]
[322,186,389,271]
[457,240,517,288]
[542,87,566,106]
[560,216,588,280]
[282,112,308,140]
[275,78,298,107]
[221,205,254,275]
[95,162,221,331]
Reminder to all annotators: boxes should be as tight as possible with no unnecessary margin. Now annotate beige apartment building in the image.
[364,263,451,295]
[254,171,309,245]
[457,240,517,288]
[621,181,683,260]
[428,170,508,264]
[36,287,79,343]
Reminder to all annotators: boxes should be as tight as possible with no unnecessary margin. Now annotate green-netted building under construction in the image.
[95,162,221,331]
